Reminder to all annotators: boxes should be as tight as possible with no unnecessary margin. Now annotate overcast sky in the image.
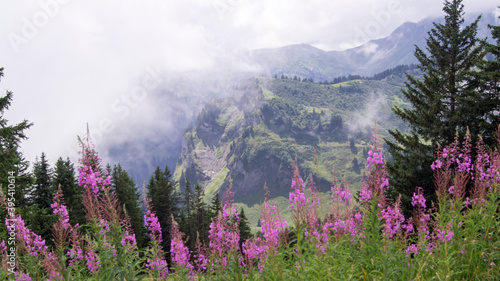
[0,0,498,167]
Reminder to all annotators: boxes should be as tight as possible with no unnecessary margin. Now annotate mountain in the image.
[250,12,497,81]
[107,11,497,190]
[173,67,420,206]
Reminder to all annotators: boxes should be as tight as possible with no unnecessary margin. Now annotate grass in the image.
[204,166,230,202]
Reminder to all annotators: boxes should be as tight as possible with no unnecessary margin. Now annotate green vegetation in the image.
[175,67,413,206]
[204,166,230,201]
[386,0,500,214]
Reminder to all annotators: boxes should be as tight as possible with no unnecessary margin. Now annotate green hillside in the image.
[174,68,418,211]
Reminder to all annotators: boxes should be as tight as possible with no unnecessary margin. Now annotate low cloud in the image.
[348,92,387,134]
[0,0,496,168]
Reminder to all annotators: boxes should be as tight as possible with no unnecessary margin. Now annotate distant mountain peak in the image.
[251,12,495,80]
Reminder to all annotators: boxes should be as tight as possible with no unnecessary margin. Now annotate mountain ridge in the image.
[250,11,496,81]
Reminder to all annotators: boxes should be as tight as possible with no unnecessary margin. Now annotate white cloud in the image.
[0,0,497,166]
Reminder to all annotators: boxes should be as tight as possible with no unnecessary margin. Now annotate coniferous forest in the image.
[1,0,500,280]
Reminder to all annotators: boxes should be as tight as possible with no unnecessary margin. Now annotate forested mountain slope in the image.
[174,68,420,205]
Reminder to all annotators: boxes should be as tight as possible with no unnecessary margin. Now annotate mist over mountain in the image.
[173,64,425,205]
[105,12,497,192]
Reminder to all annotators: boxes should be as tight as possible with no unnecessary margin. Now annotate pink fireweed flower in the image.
[366,150,385,169]
[260,200,288,250]
[431,159,443,171]
[170,218,193,271]
[464,197,471,207]
[405,244,418,257]
[380,202,405,239]
[15,272,32,281]
[85,250,100,274]
[289,163,316,229]
[332,184,353,205]
[8,214,61,279]
[243,237,268,273]
[411,189,426,209]
[305,177,320,229]
[145,258,168,277]
[98,219,110,235]
[209,185,241,267]
[435,221,454,243]
[0,240,7,270]
[359,186,373,203]
[436,230,454,243]
[144,198,163,243]
[332,217,358,239]
[359,126,390,208]
[208,206,240,257]
[193,237,208,273]
[11,214,51,259]
[448,185,455,195]
[143,195,169,277]
[78,167,100,195]
[121,232,136,250]
[51,188,71,231]
[67,247,84,266]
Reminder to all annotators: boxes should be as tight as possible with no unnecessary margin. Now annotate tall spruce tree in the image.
[179,178,196,250]
[52,157,85,227]
[111,164,147,248]
[469,11,500,146]
[147,165,180,262]
[31,153,56,244]
[385,0,487,212]
[33,153,53,209]
[209,193,222,219]
[193,183,210,246]
[0,67,33,240]
[238,207,252,250]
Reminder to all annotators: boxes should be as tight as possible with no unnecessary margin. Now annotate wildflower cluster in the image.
[208,185,241,271]
[360,128,389,205]
[170,217,193,273]
[143,197,168,278]
[1,125,499,280]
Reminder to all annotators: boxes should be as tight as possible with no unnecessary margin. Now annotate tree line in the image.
[273,63,418,85]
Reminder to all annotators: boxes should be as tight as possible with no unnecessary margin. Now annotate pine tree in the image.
[33,153,53,209]
[31,152,56,244]
[238,207,252,250]
[52,157,85,227]
[111,164,147,248]
[193,183,210,246]
[385,0,487,212]
[209,193,222,219]
[0,67,33,242]
[179,178,196,250]
[468,12,500,146]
